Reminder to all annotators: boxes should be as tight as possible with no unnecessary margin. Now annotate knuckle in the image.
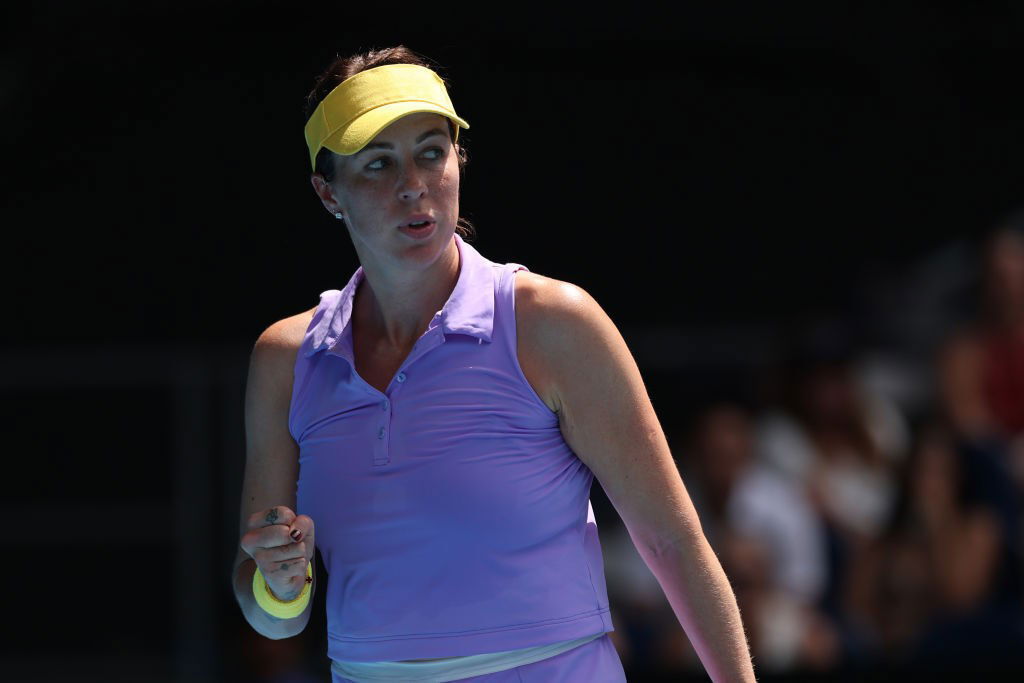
[239,531,259,553]
[262,528,277,545]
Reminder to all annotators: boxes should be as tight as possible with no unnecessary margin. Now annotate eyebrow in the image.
[356,128,448,155]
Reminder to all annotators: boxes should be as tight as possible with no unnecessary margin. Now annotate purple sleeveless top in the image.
[291,234,614,662]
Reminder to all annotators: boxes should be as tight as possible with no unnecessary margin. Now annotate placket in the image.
[371,324,447,467]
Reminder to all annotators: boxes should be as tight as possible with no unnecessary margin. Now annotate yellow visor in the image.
[303,63,470,170]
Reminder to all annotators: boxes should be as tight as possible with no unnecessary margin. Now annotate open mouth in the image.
[399,219,436,238]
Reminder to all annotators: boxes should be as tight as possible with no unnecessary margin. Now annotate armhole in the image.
[503,265,558,416]
[287,346,314,444]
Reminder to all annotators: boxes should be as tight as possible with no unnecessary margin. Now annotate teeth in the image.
[409,221,428,227]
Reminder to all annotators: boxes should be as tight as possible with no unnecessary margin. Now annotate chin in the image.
[399,225,454,261]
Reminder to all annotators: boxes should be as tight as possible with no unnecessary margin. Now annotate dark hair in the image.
[304,45,474,240]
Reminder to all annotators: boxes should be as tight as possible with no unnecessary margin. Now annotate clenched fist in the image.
[240,505,316,601]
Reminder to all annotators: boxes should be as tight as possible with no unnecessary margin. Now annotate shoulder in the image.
[249,306,319,388]
[252,306,318,358]
[513,270,602,329]
[513,271,628,413]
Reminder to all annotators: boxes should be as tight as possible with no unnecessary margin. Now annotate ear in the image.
[310,173,343,215]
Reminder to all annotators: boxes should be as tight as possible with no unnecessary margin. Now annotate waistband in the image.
[330,631,605,682]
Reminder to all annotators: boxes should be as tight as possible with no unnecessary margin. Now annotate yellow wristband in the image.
[252,560,312,619]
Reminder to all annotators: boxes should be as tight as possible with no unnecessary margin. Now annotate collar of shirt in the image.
[305,233,495,360]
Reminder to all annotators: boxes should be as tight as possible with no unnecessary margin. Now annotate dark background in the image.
[3,2,1022,681]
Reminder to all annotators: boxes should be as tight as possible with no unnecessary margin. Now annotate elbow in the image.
[629,504,709,566]
[638,528,706,566]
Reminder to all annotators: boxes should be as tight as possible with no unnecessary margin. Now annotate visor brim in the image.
[322,102,470,157]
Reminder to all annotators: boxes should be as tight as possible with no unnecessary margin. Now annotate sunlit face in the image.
[327,112,460,271]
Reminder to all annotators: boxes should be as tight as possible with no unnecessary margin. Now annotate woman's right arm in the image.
[232,318,316,639]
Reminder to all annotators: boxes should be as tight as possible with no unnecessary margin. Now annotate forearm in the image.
[232,557,314,639]
[640,534,756,682]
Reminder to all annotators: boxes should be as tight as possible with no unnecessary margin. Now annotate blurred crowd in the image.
[603,211,1024,677]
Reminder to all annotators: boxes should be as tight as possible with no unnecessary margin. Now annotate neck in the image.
[353,237,461,351]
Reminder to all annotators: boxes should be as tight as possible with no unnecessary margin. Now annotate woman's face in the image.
[324,112,460,271]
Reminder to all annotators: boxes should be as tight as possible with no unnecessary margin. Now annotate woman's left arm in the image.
[516,274,756,683]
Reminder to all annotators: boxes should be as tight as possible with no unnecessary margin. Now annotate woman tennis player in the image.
[231,46,756,682]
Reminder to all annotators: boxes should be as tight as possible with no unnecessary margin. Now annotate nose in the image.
[397,163,428,201]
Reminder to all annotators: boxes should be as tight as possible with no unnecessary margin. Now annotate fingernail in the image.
[290,529,302,541]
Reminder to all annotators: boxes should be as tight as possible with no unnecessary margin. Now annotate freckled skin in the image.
[317,112,462,282]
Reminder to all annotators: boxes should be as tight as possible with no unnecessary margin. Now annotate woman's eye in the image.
[422,147,444,160]
[366,157,389,171]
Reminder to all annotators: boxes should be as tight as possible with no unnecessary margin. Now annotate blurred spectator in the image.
[705,404,840,673]
[756,330,909,545]
[717,529,840,674]
[940,209,1024,495]
[753,323,910,670]
[848,421,1024,673]
[935,211,1024,673]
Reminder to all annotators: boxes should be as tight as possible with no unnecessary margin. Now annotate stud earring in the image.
[334,212,343,219]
